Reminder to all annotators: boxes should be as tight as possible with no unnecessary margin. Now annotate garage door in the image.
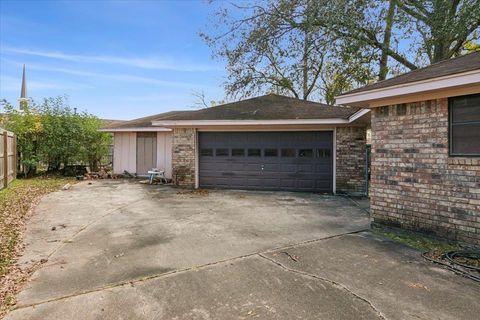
[199,131,333,192]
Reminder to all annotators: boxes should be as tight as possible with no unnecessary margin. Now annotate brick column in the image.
[336,126,367,194]
[172,128,196,188]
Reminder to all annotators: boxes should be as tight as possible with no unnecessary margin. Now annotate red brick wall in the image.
[371,98,480,244]
[336,126,367,194]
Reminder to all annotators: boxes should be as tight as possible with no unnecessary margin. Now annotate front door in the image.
[136,132,157,175]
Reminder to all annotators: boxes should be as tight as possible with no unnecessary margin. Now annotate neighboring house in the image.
[100,94,370,194]
[336,52,480,244]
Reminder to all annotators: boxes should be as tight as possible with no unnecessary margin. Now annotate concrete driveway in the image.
[5,181,480,320]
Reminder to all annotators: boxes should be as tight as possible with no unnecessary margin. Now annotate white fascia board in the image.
[98,127,172,132]
[348,108,370,122]
[335,70,480,106]
[151,119,350,126]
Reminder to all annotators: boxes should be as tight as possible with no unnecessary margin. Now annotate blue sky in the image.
[0,0,225,120]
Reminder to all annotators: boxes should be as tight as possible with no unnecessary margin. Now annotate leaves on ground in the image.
[0,176,73,317]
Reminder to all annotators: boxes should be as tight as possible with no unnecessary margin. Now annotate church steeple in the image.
[19,64,28,109]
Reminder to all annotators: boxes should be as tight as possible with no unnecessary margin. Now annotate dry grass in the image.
[0,176,73,317]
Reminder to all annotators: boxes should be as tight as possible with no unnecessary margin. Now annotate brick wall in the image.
[371,98,480,244]
[336,126,367,194]
[172,128,196,187]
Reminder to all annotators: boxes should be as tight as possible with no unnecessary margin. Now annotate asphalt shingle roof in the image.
[102,94,362,129]
[341,51,480,96]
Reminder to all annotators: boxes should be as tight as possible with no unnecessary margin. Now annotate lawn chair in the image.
[147,168,167,184]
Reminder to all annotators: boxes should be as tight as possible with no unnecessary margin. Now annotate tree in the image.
[317,0,480,73]
[200,0,373,101]
[1,96,112,175]
[190,90,226,108]
[80,116,112,172]
[1,100,43,177]
[203,0,480,103]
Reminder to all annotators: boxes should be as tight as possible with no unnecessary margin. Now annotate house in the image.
[100,94,370,194]
[336,51,480,244]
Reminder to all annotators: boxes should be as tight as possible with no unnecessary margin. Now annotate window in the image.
[449,93,480,156]
[247,149,261,157]
[377,106,389,117]
[215,148,229,157]
[316,148,331,158]
[298,149,313,157]
[281,148,296,157]
[200,148,213,156]
[397,103,407,116]
[232,148,245,157]
[264,148,278,157]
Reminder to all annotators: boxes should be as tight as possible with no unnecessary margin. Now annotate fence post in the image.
[3,131,7,188]
[13,136,17,179]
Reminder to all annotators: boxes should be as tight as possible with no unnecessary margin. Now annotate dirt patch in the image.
[0,176,74,317]
[176,189,209,197]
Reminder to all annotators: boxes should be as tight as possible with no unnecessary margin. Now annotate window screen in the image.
[449,94,480,156]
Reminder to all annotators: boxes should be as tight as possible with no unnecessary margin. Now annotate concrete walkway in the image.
[5,181,480,319]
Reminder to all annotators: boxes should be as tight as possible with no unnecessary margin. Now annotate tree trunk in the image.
[302,29,309,100]
[379,0,396,80]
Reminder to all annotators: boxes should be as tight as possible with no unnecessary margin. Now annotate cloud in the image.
[3,47,218,72]
[1,58,201,88]
[0,75,88,92]
[34,66,197,87]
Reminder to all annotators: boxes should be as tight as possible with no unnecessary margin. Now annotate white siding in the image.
[113,132,137,174]
[157,131,173,178]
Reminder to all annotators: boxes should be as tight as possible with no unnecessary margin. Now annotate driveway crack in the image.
[257,253,387,320]
[14,229,371,311]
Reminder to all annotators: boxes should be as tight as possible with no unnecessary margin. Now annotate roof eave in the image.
[335,69,480,107]
[98,127,173,132]
[151,119,350,127]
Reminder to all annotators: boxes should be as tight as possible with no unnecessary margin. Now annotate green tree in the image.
[79,116,112,172]
[1,99,43,177]
[1,96,112,175]
[200,0,373,101]
[202,0,480,103]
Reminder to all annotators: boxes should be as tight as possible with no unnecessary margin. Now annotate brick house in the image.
[100,94,369,194]
[336,52,480,244]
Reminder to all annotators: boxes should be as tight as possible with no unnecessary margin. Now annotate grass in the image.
[0,176,73,316]
[371,224,465,253]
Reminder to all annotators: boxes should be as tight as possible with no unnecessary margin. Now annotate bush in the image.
[0,97,112,176]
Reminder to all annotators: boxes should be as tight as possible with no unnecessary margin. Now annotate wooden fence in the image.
[0,129,16,190]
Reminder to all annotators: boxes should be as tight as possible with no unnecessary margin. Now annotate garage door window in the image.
[201,149,213,156]
[216,148,229,157]
[232,148,245,157]
[264,148,278,157]
[248,149,261,157]
[317,148,331,158]
[299,149,313,157]
[281,148,296,157]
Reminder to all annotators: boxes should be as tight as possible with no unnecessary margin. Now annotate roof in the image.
[100,94,364,131]
[100,111,193,130]
[155,94,361,121]
[341,51,480,96]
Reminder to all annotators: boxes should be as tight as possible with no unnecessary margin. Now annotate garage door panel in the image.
[199,132,333,192]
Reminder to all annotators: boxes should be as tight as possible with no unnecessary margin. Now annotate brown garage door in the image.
[199,131,333,192]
